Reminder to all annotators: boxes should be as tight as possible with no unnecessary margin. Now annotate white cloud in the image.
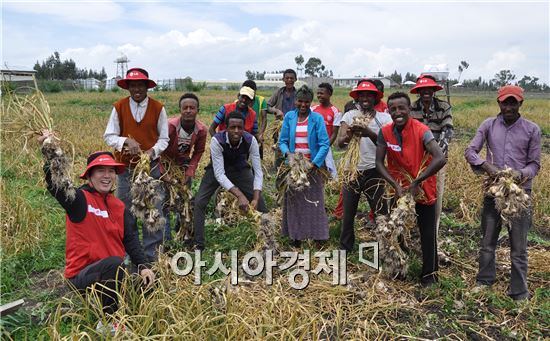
[484,47,527,76]
[4,0,123,23]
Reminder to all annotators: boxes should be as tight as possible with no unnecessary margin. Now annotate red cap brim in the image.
[79,158,126,179]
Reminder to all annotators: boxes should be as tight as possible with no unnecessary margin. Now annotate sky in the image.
[2,0,549,84]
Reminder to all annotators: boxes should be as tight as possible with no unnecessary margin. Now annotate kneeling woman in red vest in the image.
[38,130,155,327]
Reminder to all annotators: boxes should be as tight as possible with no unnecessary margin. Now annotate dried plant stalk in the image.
[161,159,194,240]
[337,115,372,187]
[130,153,165,232]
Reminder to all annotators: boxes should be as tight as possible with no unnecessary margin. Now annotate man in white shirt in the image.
[337,80,392,252]
[192,110,267,250]
[103,67,169,261]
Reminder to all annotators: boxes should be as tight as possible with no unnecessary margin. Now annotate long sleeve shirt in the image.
[410,97,453,156]
[44,163,148,268]
[464,113,541,189]
[210,133,263,191]
[103,96,169,159]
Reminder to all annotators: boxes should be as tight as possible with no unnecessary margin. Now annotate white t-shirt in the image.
[341,110,392,170]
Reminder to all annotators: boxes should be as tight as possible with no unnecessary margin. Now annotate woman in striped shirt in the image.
[278,85,331,247]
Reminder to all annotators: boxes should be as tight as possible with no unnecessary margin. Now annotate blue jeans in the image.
[116,160,165,262]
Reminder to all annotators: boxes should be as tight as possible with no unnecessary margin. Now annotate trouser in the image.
[415,203,439,284]
[435,165,446,233]
[193,166,267,248]
[476,195,531,300]
[69,256,125,315]
[117,160,165,262]
[339,168,387,252]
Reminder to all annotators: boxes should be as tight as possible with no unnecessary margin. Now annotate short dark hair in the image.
[296,85,314,101]
[242,80,257,91]
[387,91,411,106]
[283,69,297,78]
[318,82,333,95]
[225,110,245,126]
[179,92,200,108]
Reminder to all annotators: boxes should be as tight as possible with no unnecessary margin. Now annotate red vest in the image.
[216,103,256,134]
[113,96,163,166]
[65,190,126,278]
[381,118,437,205]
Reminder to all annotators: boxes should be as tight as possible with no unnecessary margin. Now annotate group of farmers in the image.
[38,66,541,334]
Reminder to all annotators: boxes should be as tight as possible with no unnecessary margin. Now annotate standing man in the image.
[344,78,388,114]
[410,74,453,231]
[103,67,169,262]
[162,93,207,239]
[337,81,392,252]
[242,80,268,159]
[193,111,267,251]
[464,85,541,301]
[267,69,297,168]
[375,92,446,286]
[209,86,258,137]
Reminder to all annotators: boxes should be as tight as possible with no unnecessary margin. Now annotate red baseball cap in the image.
[410,75,444,94]
[80,151,126,179]
[117,68,157,89]
[349,81,383,100]
[497,85,524,102]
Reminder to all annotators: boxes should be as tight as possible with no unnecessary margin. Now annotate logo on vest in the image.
[88,205,109,218]
[387,143,402,152]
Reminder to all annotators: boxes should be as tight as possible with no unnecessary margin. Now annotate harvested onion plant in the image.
[130,153,166,232]
[214,190,241,225]
[264,119,283,152]
[161,159,194,240]
[375,154,431,278]
[486,167,530,227]
[4,90,76,201]
[248,208,281,252]
[276,152,313,203]
[337,115,372,188]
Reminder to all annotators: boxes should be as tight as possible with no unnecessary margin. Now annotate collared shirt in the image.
[342,110,392,170]
[103,96,169,159]
[267,86,296,114]
[464,113,541,189]
[211,133,263,191]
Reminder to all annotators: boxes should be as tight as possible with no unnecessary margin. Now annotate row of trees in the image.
[33,52,107,80]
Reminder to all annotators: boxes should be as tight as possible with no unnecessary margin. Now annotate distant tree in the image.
[493,69,516,87]
[305,57,323,77]
[518,75,541,91]
[245,70,255,80]
[389,70,402,84]
[457,60,469,83]
[404,72,418,82]
[33,51,107,80]
[295,55,304,77]
[377,71,384,77]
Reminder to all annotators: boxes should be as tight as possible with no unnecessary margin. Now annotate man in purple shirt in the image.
[464,85,541,301]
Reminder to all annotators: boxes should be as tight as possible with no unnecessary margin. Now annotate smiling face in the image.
[316,87,331,106]
[236,94,253,110]
[127,80,148,103]
[388,97,411,130]
[283,72,296,89]
[180,98,199,129]
[418,87,435,102]
[88,166,116,194]
[498,97,522,123]
[356,91,377,111]
[295,96,312,115]
[227,118,244,145]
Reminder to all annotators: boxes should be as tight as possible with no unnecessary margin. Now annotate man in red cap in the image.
[336,80,392,252]
[38,130,155,335]
[103,67,169,262]
[465,85,541,301]
[410,74,453,232]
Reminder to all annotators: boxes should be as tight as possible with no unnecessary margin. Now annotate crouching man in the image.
[193,111,267,250]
